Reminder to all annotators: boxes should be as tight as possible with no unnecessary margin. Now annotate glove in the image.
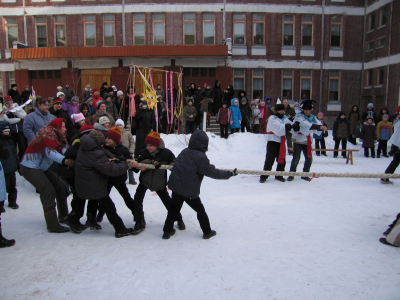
[285,123,292,133]
[231,168,238,176]
[292,121,300,132]
[151,160,161,169]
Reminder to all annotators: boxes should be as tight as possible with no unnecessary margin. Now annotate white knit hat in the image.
[117,90,124,97]
[57,92,65,97]
[115,119,124,127]
[71,113,85,123]
[99,116,110,125]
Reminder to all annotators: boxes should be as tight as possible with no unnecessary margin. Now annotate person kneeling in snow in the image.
[259,102,292,183]
[131,131,185,232]
[162,129,237,239]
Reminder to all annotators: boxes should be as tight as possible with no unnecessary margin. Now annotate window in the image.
[368,13,375,31]
[5,18,18,49]
[104,14,115,46]
[36,17,47,47]
[283,15,294,46]
[377,37,385,49]
[367,41,374,51]
[302,15,313,46]
[133,14,145,45]
[331,16,342,47]
[329,71,340,101]
[253,69,263,100]
[54,16,66,47]
[9,72,15,87]
[203,13,215,45]
[184,13,195,45]
[153,14,165,45]
[282,70,293,100]
[233,69,245,92]
[300,70,312,100]
[379,7,387,26]
[367,69,373,86]
[200,68,207,77]
[253,14,264,45]
[378,68,384,86]
[84,15,96,46]
[234,14,245,45]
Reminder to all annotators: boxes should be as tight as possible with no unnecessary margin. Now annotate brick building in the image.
[0,0,398,124]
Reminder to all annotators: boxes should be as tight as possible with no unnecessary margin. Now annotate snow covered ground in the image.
[1,132,399,300]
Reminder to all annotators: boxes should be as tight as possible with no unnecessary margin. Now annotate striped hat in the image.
[145,131,161,147]
[105,126,122,144]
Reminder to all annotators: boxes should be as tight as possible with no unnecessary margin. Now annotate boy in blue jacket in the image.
[162,129,237,239]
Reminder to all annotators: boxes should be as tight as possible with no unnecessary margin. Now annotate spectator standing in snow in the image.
[376,114,392,158]
[332,112,350,158]
[348,104,362,145]
[360,116,377,158]
[7,84,20,105]
[229,98,242,134]
[20,85,32,104]
[103,93,119,121]
[216,101,231,139]
[162,130,237,239]
[250,101,261,133]
[314,112,328,156]
[61,82,75,103]
[362,103,377,124]
[183,98,197,134]
[0,160,15,248]
[223,84,234,108]
[258,99,270,134]
[239,97,252,133]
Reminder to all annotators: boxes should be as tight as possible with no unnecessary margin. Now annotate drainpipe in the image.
[23,0,27,44]
[360,0,367,108]
[122,0,126,46]
[223,0,226,41]
[319,0,325,111]
[385,1,393,106]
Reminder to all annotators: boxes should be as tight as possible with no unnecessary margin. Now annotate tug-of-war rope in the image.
[135,163,400,180]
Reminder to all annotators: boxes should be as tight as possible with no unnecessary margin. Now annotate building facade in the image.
[0,0,398,124]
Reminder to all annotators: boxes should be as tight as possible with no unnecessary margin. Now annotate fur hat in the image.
[3,95,13,105]
[89,130,105,146]
[99,116,110,125]
[117,90,124,97]
[115,119,124,127]
[52,97,62,105]
[71,113,85,123]
[275,103,285,111]
[57,92,65,98]
[105,127,122,144]
[301,99,318,110]
[145,131,161,147]
[79,124,94,134]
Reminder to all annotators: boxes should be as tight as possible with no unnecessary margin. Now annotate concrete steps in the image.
[207,115,220,135]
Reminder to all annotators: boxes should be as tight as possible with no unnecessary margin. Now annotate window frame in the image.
[366,40,374,52]
[54,15,66,47]
[377,68,384,86]
[252,69,264,100]
[203,13,215,45]
[368,13,375,31]
[330,15,342,48]
[233,13,245,45]
[5,17,18,49]
[133,14,146,45]
[153,13,165,45]
[183,13,196,45]
[367,69,373,87]
[329,71,340,101]
[282,69,293,100]
[300,70,312,100]
[103,14,115,46]
[377,36,385,49]
[252,14,264,46]
[36,16,48,48]
[301,15,313,47]
[233,69,245,93]
[84,15,96,47]
[379,6,387,27]
[282,15,295,47]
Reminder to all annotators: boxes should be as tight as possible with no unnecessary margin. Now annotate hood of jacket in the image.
[188,130,208,153]
[230,98,239,107]
[350,104,359,113]
[238,90,246,98]
[93,122,108,132]
[80,134,102,151]
[379,106,390,115]
[336,111,346,120]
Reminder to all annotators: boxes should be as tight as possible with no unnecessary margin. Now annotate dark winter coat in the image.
[105,143,132,186]
[362,108,377,124]
[183,104,197,122]
[223,86,235,107]
[66,123,81,145]
[20,90,32,103]
[75,134,128,200]
[377,106,390,123]
[333,112,350,140]
[0,134,19,175]
[7,89,20,104]
[61,87,75,102]
[194,89,204,103]
[49,107,73,129]
[59,133,80,181]
[203,88,214,100]
[105,100,119,121]
[360,122,377,148]
[168,130,232,199]
[134,139,175,191]
[134,108,156,158]
[194,101,203,123]
[216,107,231,125]
[348,104,361,137]
[239,100,252,124]
[284,104,296,119]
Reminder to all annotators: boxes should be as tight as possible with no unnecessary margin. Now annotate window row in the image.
[3,14,345,48]
[366,68,385,87]
[232,69,341,102]
[368,6,388,31]
[366,36,385,52]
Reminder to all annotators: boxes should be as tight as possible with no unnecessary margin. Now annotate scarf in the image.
[96,110,108,117]
[24,118,67,161]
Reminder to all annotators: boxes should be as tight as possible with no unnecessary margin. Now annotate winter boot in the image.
[380,178,393,184]
[203,230,217,239]
[301,177,311,181]
[65,212,83,234]
[259,176,267,183]
[0,201,5,213]
[56,200,69,223]
[377,154,381,158]
[85,213,102,230]
[379,237,400,247]
[133,222,145,233]
[44,211,70,233]
[275,177,286,182]
[177,221,186,230]
[287,176,294,182]
[0,228,15,248]
[115,227,141,238]
[162,229,176,239]
[96,211,105,223]
[8,201,19,209]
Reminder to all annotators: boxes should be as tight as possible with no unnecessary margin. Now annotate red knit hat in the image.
[79,124,94,134]
[105,126,122,144]
[92,87,99,93]
[3,95,12,105]
[53,97,62,104]
[145,131,161,147]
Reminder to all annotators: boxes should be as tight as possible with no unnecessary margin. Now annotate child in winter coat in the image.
[162,129,236,239]
[360,116,377,157]
[314,112,328,156]
[376,114,392,158]
[0,122,19,211]
[294,102,301,114]
[250,101,261,133]
[216,101,231,139]
[115,119,136,184]
[265,97,272,108]
[93,116,110,135]
[258,99,270,134]
[183,98,197,134]
[332,111,350,158]
[229,98,242,134]
[66,96,79,117]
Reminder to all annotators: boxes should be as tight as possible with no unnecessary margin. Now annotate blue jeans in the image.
[289,143,313,173]
[128,170,136,183]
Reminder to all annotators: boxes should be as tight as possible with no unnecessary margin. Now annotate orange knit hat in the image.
[105,126,122,144]
[145,131,161,147]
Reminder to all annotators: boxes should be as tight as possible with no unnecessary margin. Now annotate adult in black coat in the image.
[332,111,350,158]
[212,80,223,115]
[99,82,108,98]
[49,99,73,130]
[7,84,20,105]
[134,102,156,158]
[239,97,252,132]
[20,85,32,104]
[61,83,75,102]
[73,131,137,237]
[194,85,204,103]
[162,129,236,239]
[223,84,234,108]
[188,83,197,97]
